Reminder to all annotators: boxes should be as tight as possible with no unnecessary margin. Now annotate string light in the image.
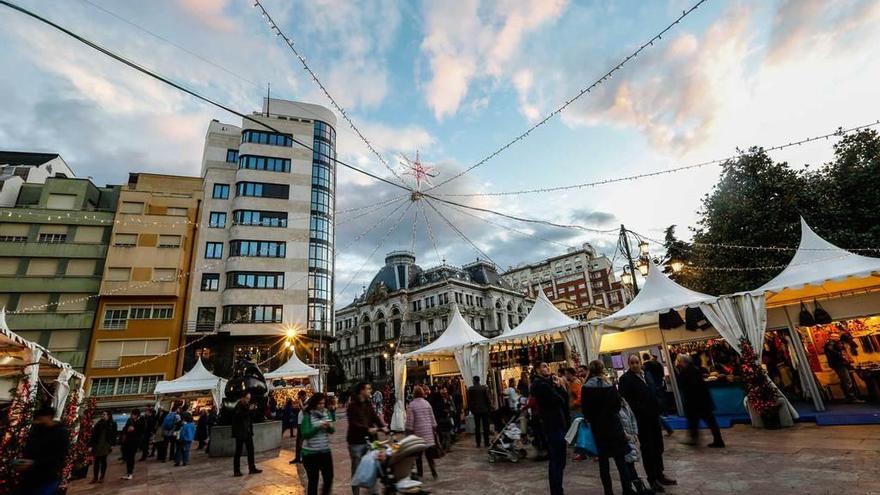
[424,198,499,267]
[418,200,443,266]
[428,0,709,191]
[251,0,409,187]
[439,120,880,198]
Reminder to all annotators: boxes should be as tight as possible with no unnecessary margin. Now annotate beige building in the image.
[85,173,203,408]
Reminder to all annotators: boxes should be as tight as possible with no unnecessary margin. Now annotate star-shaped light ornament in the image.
[400,151,437,199]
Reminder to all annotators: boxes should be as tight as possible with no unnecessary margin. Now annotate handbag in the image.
[685,307,711,331]
[658,309,684,329]
[798,302,815,327]
[813,299,832,325]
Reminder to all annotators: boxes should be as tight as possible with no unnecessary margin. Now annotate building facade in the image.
[84,173,203,408]
[501,243,631,313]
[184,98,337,376]
[0,152,76,207]
[0,168,119,372]
[332,251,531,386]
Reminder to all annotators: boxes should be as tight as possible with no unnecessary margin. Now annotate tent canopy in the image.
[490,291,580,343]
[404,304,487,359]
[596,258,716,330]
[753,218,880,306]
[154,357,226,403]
[0,308,84,379]
[264,350,319,379]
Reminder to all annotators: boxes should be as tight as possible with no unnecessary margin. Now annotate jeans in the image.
[348,444,369,495]
[598,453,632,495]
[92,455,108,480]
[546,428,567,495]
[303,451,334,495]
[833,365,857,399]
[233,437,257,474]
[175,440,191,465]
[473,413,490,447]
[294,424,304,460]
[122,444,137,475]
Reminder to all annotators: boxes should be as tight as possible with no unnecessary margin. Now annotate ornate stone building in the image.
[332,251,531,385]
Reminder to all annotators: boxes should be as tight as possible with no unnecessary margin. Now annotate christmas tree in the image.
[738,338,780,415]
[0,377,35,495]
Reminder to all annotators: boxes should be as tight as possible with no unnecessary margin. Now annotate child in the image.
[174,412,196,466]
[619,399,653,494]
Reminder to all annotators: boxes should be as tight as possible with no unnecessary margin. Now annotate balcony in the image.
[0,275,101,293]
[0,241,107,259]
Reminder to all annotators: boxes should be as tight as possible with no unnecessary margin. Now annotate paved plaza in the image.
[68,420,880,495]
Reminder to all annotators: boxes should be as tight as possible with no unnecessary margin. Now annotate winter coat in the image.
[531,375,570,433]
[231,401,254,439]
[300,409,335,455]
[178,421,196,443]
[90,418,117,457]
[405,397,437,446]
[467,384,492,415]
[677,363,715,416]
[121,416,145,446]
[581,376,628,458]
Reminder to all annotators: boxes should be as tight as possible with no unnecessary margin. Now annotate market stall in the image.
[153,357,226,411]
[751,218,880,412]
[264,350,320,406]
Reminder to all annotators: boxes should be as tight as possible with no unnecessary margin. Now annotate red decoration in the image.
[60,392,96,489]
[738,338,780,415]
[0,377,36,495]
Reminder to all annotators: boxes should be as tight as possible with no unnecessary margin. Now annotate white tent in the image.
[490,290,580,343]
[154,357,226,407]
[403,304,488,359]
[264,350,319,380]
[753,217,880,306]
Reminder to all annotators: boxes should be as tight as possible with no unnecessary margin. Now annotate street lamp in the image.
[638,240,650,256]
[670,260,684,273]
[637,260,649,277]
[620,267,633,286]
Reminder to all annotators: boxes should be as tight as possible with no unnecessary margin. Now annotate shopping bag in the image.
[351,450,379,488]
[564,417,582,444]
[576,423,598,457]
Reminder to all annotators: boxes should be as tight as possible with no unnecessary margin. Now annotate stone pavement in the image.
[69,421,880,494]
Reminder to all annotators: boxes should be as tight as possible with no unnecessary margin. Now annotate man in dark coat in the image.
[466,376,492,448]
[232,392,262,476]
[676,354,725,448]
[139,407,157,460]
[531,362,570,495]
[120,409,145,480]
[619,354,676,492]
[17,406,69,495]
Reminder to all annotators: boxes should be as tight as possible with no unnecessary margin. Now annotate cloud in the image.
[420,0,568,120]
[178,0,236,33]
[570,209,616,227]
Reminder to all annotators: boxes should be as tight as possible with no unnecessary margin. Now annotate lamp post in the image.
[619,224,641,295]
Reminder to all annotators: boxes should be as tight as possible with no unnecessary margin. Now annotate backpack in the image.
[162,412,179,433]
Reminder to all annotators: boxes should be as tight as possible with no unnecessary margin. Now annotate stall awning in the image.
[404,304,487,359]
[264,350,319,379]
[597,258,716,330]
[0,308,84,379]
[490,291,580,343]
[753,218,880,306]
[154,357,226,404]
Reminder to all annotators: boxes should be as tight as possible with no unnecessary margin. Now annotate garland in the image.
[738,338,780,415]
[0,377,35,495]
[59,392,95,488]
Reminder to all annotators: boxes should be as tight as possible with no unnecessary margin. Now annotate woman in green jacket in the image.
[89,411,117,483]
[300,392,335,495]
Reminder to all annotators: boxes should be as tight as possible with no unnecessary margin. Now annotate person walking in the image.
[290,389,308,464]
[139,407,157,461]
[232,392,263,476]
[676,354,725,448]
[619,354,675,493]
[282,398,297,438]
[89,411,117,484]
[196,408,209,450]
[16,406,69,495]
[466,376,492,448]
[301,393,336,495]
[406,386,439,479]
[206,405,219,453]
[120,409,145,480]
[582,360,635,495]
[434,386,456,452]
[157,405,180,463]
[174,412,196,466]
[347,382,387,495]
[531,362,570,495]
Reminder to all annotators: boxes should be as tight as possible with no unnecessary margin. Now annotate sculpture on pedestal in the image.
[220,355,268,424]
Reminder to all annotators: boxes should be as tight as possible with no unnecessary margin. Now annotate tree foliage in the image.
[667,130,880,295]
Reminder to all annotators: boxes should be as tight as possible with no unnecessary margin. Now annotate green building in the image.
[0,167,119,372]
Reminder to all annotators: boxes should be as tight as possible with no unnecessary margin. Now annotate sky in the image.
[1,0,879,306]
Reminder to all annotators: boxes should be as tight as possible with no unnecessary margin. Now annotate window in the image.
[158,235,181,248]
[241,129,293,147]
[201,273,220,291]
[229,240,285,258]
[226,149,239,163]
[167,207,188,217]
[46,193,76,210]
[26,258,58,276]
[66,259,96,276]
[309,216,332,241]
[212,183,230,199]
[227,271,284,289]
[309,272,330,300]
[309,243,331,270]
[121,201,145,214]
[114,233,137,247]
[0,223,28,242]
[415,321,422,335]
[205,242,223,259]
[73,226,104,243]
[196,307,216,331]
[91,375,162,397]
[209,212,227,228]
[235,181,289,199]
[314,120,335,143]
[106,267,130,281]
[310,189,333,214]
[102,307,128,329]
[153,268,176,281]
[233,210,287,227]
[222,305,283,324]
[38,233,66,244]
[312,163,333,190]
[238,155,291,172]
[130,306,152,319]
[152,306,173,319]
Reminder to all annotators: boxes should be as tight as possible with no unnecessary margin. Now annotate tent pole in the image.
[658,327,684,416]
[782,306,825,412]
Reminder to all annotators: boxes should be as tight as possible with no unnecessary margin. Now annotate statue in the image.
[220,355,269,425]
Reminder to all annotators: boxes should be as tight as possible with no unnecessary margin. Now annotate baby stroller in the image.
[487,410,528,463]
[354,434,432,494]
